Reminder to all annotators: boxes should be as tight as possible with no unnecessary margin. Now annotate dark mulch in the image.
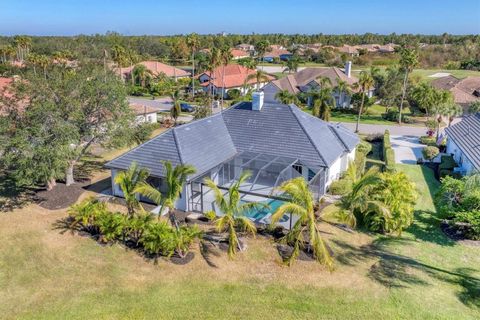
[276,244,315,262]
[170,252,195,265]
[441,220,480,247]
[37,180,91,210]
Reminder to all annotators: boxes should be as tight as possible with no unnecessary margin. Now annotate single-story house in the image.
[263,62,373,108]
[262,48,292,62]
[445,113,480,175]
[431,75,480,110]
[230,49,250,60]
[106,94,359,226]
[235,43,255,53]
[130,104,158,124]
[120,61,190,82]
[198,64,275,98]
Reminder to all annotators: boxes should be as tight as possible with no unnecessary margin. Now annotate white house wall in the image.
[447,138,475,175]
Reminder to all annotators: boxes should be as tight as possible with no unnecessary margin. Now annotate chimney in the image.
[252,91,264,111]
[345,61,352,78]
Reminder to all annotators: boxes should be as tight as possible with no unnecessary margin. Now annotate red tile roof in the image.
[431,75,480,105]
[265,49,291,58]
[199,64,275,89]
[230,49,249,58]
[121,61,190,78]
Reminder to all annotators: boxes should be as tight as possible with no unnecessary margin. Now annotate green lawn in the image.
[0,165,479,319]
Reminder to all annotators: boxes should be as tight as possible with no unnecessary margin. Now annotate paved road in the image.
[128,96,173,112]
[339,122,427,136]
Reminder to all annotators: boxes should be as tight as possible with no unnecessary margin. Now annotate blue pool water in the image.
[242,199,289,223]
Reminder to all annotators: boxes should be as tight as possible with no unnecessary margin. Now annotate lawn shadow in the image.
[407,210,456,246]
[333,238,480,309]
[0,172,40,212]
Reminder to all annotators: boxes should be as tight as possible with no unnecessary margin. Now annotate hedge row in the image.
[383,130,396,172]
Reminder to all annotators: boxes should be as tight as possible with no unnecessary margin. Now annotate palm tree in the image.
[271,177,334,269]
[186,33,200,98]
[132,64,153,87]
[13,35,32,61]
[170,89,181,125]
[311,87,336,121]
[26,53,39,75]
[275,90,299,105]
[245,70,270,92]
[136,161,196,228]
[114,162,150,217]
[37,54,50,79]
[354,71,374,133]
[445,103,463,127]
[335,80,352,108]
[111,44,127,77]
[255,40,270,68]
[336,167,387,228]
[204,171,261,259]
[398,47,418,124]
[207,47,221,99]
[219,45,233,109]
[0,45,16,63]
[282,55,301,74]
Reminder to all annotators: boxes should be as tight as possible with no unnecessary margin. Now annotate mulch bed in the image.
[37,180,91,210]
[170,252,195,265]
[276,244,315,262]
[441,220,480,247]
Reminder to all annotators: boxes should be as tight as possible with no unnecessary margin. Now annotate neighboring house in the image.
[431,75,480,109]
[263,48,292,62]
[235,43,255,54]
[198,64,275,98]
[106,95,359,224]
[263,61,373,108]
[130,104,158,124]
[120,61,190,82]
[445,113,480,175]
[230,49,250,60]
[336,45,360,57]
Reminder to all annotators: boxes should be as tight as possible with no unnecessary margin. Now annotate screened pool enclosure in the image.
[188,151,327,229]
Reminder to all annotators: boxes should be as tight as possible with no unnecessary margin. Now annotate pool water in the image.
[242,199,290,223]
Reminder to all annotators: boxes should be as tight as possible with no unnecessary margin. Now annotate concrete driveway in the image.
[390,135,425,164]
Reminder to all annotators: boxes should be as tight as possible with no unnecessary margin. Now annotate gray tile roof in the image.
[445,113,480,170]
[106,101,360,178]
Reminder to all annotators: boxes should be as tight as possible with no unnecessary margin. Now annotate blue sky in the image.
[1,0,479,35]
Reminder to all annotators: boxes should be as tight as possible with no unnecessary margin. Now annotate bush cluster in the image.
[382,110,412,123]
[68,197,202,259]
[436,176,480,239]
[420,135,437,146]
[383,130,396,172]
[329,179,352,195]
[422,146,439,161]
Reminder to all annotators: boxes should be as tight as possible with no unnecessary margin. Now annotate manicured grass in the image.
[352,67,480,81]
[0,164,479,319]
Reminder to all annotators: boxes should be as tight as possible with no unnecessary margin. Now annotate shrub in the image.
[382,110,411,123]
[96,211,127,243]
[420,135,436,146]
[227,89,241,100]
[141,220,176,257]
[357,140,372,155]
[329,179,352,195]
[383,130,396,172]
[422,146,439,161]
[453,210,480,240]
[68,197,107,234]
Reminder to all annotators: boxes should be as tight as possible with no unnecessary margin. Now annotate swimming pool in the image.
[242,199,290,223]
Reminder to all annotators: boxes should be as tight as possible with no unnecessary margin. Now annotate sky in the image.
[1,0,479,36]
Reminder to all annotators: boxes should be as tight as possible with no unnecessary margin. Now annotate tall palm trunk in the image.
[191,52,195,98]
[399,70,409,124]
[355,90,365,133]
